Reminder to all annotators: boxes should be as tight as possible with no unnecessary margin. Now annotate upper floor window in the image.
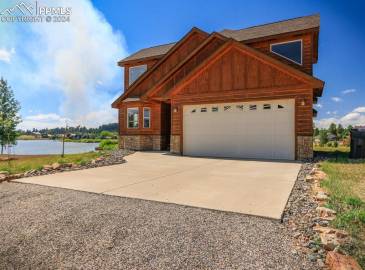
[143,107,151,128]
[127,108,139,128]
[129,64,147,85]
[270,40,302,65]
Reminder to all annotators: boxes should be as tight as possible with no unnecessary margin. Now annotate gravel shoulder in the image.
[0,175,317,269]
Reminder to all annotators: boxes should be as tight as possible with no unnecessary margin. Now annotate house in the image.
[350,126,365,159]
[112,14,324,160]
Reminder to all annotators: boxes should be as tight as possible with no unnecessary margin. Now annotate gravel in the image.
[0,181,319,269]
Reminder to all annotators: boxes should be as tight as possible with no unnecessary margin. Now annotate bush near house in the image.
[315,147,365,268]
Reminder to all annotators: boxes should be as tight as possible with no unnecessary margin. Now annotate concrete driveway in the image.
[18,152,301,219]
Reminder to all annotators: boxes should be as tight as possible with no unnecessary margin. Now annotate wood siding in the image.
[119,101,171,136]
[247,33,314,74]
[123,59,158,91]
[169,45,314,138]
[125,31,208,97]
[151,36,226,98]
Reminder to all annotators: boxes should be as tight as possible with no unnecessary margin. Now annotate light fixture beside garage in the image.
[300,98,306,106]
[173,106,179,113]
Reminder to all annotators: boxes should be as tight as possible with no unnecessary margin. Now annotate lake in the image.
[4,140,100,155]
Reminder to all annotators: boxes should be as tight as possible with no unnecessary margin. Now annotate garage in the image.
[183,99,295,160]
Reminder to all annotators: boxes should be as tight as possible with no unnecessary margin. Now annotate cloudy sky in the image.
[0,0,364,130]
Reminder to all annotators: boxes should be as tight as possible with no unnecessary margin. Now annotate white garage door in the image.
[183,99,295,160]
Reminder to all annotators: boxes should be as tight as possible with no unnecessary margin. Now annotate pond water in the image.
[5,140,99,155]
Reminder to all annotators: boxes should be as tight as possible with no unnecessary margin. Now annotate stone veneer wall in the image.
[297,136,313,160]
[170,135,181,154]
[119,135,165,151]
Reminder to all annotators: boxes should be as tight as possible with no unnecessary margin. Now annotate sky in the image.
[0,0,364,130]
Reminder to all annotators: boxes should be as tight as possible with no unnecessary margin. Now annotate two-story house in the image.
[112,14,324,160]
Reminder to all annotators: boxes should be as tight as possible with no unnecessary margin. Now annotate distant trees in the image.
[314,122,352,147]
[0,78,21,154]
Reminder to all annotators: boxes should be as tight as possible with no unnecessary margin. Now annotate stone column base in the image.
[170,135,181,154]
[297,136,313,160]
[119,135,164,151]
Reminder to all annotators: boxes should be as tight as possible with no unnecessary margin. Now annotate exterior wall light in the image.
[173,107,178,113]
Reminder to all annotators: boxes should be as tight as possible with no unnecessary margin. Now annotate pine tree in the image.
[0,78,21,154]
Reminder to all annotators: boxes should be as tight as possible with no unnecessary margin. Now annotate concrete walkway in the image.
[17,152,301,219]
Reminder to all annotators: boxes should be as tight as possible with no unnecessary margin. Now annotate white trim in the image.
[123,98,140,102]
[270,39,303,65]
[143,107,151,128]
[127,107,139,129]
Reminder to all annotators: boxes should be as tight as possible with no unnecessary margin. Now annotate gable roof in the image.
[119,14,319,64]
[112,28,210,108]
[155,39,324,99]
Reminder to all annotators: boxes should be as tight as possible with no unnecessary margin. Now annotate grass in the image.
[315,146,365,267]
[0,151,102,175]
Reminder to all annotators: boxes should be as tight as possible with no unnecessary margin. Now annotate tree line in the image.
[313,123,352,147]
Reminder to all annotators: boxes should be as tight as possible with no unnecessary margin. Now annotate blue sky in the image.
[0,0,364,129]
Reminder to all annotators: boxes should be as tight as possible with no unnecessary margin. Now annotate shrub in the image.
[99,139,118,150]
[333,141,339,147]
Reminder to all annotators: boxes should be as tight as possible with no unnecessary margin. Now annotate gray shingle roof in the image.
[119,14,319,63]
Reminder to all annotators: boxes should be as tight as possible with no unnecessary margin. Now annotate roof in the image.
[119,43,176,63]
[119,14,319,64]
[220,14,319,41]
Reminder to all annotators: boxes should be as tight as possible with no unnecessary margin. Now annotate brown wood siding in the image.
[247,33,313,74]
[119,101,163,135]
[125,32,207,97]
[153,36,226,98]
[169,45,314,137]
[123,59,158,91]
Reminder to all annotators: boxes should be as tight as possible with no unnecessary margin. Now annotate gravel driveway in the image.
[0,182,317,269]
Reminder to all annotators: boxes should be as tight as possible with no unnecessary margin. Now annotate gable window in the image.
[201,107,207,112]
[127,108,139,128]
[129,64,147,85]
[270,40,302,65]
[263,104,271,110]
[143,108,151,128]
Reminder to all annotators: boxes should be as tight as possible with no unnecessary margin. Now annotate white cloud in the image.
[5,0,128,129]
[315,106,365,128]
[342,88,356,94]
[353,107,365,113]
[19,113,73,130]
[0,47,15,63]
[331,97,342,102]
[315,103,323,109]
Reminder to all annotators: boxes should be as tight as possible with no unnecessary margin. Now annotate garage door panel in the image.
[183,99,295,160]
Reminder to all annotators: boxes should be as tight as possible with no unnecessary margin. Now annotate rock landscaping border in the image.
[0,149,134,183]
[282,161,362,270]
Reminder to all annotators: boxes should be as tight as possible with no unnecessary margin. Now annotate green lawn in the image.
[0,152,102,174]
[315,146,365,267]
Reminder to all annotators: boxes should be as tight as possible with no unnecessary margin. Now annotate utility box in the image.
[350,127,365,159]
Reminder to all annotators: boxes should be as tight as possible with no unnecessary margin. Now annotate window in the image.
[129,65,147,85]
[143,108,151,128]
[278,104,284,109]
[127,108,139,128]
[191,109,196,113]
[201,107,207,112]
[212,107,219,112]
[263,104,271,110]
[270,40,302,65]
[249,105,257,110]
[224,105,231,111]
[236,105,244,111]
